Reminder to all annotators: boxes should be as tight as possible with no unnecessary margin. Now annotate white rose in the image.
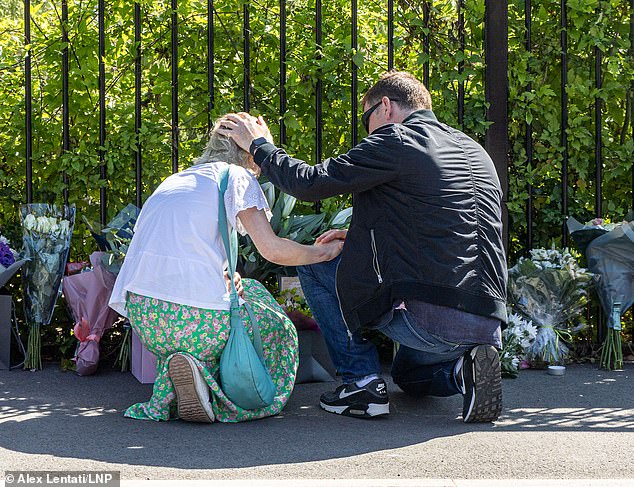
[36,216,50,233]
[47,217,59,234]
[58,220,70,235]
[24,213,37,231]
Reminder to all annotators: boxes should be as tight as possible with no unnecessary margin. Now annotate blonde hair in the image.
[193,119,251,168]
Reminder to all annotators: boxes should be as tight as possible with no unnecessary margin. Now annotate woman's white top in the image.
[108,162,270,317]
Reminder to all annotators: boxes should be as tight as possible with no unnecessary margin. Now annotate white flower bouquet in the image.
[568,215,634,370]
[508,247,593,367]
[500,313,537,377]
[21,203,75,370]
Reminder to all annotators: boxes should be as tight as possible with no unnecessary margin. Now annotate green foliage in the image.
[508,0,634,261]
[0,0,633,350]
[276,287,312,316]
[239,179,352,283]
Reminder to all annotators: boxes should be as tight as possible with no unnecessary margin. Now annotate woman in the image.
[109,120,343,423]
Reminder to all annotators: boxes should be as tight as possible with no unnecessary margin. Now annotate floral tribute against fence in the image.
[0,235,22,288]
[500,313,537,378]
[568,215,634,371]
[20,204,75,370]
[507,247,593,369]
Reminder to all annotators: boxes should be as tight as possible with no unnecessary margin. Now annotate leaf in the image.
[279,193,297,219]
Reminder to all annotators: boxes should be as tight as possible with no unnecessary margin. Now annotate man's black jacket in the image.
[254,110,507,334]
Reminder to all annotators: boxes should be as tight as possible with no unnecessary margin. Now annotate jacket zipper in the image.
[370,229,383,284]
[334,260,354,345]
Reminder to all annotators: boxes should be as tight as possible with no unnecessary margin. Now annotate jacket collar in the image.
[402,109,437,124]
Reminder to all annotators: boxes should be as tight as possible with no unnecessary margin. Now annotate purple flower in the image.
[0,242,15,268]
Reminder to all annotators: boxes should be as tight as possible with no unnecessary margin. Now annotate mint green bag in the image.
[217,165,276,410]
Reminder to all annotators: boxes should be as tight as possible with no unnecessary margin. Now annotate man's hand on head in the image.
[216,113,272,153]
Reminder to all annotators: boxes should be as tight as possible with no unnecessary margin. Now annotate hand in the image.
[224,271,244,297]
[216,113,272,153]
[315,229,348,244]
[315,238,344,261]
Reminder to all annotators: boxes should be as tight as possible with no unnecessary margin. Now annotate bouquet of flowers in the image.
[500,312,538,377]
[0,234,26,288]
[83,203,139,275]
[84,204,140,372]
[0,235,16,268]
[21,203,75,370]
[63,251,119,375]
[568,215,634,370]
[508,247,593,367]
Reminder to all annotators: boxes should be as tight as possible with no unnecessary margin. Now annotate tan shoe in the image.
[169,353,214,423]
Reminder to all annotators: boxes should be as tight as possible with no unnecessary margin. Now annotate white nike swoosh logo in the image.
[339,388,364,399]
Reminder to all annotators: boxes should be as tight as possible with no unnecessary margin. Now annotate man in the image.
[218,71,507,423]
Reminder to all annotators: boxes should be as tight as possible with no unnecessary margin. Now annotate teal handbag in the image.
[217,165,276,410]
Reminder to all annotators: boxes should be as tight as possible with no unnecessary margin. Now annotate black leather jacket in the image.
[254,110,507,333]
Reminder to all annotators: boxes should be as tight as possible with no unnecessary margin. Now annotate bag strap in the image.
[217,165,266,363]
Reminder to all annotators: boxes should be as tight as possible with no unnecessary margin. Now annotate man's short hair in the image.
[362,71,432,111]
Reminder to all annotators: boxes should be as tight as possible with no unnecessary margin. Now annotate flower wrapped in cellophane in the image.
[567,215,634,370]
[0,234,27,289]
[500,313,538,377]
[21,203,75,370]
[508,247,593,367]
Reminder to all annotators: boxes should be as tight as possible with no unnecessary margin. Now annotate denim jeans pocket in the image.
[426,331,469,353]
[397,310,442,350]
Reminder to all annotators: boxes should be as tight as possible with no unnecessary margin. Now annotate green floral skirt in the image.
[124,279,299,422]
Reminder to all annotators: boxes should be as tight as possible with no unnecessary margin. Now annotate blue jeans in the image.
[296,256,382,383]
[296,256,474,397]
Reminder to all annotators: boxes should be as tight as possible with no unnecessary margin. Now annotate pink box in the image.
[131,330,157,384]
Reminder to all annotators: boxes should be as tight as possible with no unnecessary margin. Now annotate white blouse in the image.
[108,162,270,317]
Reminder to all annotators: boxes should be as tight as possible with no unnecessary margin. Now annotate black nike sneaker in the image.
[319,378,389,418]
[461,344,503,423]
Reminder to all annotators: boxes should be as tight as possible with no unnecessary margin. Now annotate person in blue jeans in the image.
[295,253,501,419]
[219,71,507,422]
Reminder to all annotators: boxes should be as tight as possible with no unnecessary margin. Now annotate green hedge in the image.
[0,0,632,354]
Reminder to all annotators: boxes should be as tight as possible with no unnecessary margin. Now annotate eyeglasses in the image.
[361,98,400,134]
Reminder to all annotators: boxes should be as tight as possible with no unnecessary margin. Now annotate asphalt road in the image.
[0,363,633,482]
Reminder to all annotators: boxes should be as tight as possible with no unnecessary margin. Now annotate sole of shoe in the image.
[319,401,390,418]
[463,345,502,423]
[169,354,214,423]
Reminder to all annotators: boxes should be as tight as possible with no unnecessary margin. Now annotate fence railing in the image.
[7,0,634,256]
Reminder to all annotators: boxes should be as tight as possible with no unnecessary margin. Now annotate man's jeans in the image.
[297,256,474,397]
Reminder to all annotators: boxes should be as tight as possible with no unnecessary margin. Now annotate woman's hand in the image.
[314,238,345,261]
[224,271,244,297]
[316,229,347,244]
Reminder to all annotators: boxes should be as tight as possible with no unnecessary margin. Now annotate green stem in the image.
[600,329,624,371]
[24,324,42,370]
[115,327,131,372]
[615,329,623,370]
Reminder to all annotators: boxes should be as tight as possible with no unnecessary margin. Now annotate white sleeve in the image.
[224,166,272,235]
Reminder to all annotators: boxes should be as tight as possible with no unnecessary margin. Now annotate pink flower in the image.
[591,218,604,227]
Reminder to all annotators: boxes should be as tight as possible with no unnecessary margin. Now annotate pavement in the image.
[0,362,633,485]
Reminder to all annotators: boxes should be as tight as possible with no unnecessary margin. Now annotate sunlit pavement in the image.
[0,363,632,483]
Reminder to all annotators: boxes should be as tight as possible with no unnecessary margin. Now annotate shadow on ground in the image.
[0,363,632,470]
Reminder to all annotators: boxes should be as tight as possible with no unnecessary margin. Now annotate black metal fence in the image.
[17,0,634,250]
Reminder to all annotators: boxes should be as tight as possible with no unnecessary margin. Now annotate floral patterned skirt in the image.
[124,279,299,422]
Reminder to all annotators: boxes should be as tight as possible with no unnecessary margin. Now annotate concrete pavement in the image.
[0,363,633,482]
